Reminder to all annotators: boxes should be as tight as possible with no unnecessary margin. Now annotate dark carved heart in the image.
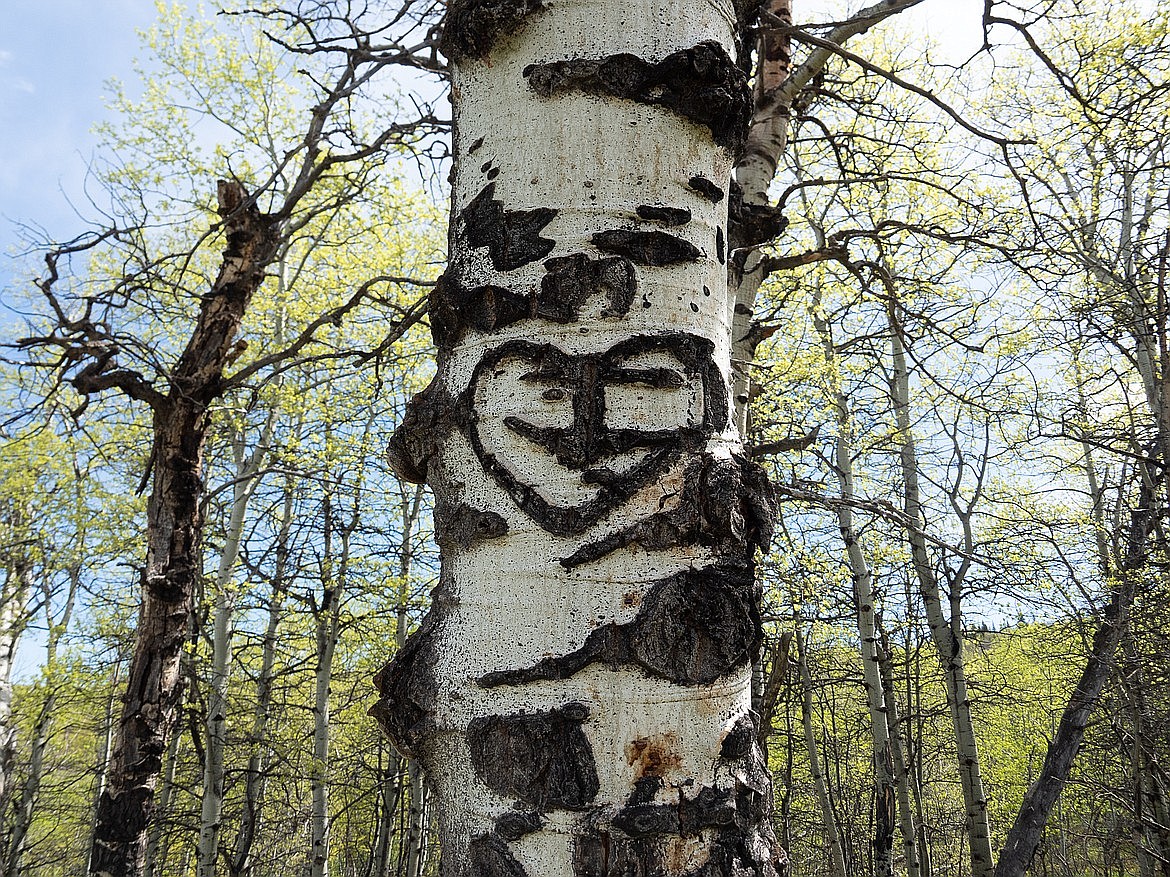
[465,333,728,536]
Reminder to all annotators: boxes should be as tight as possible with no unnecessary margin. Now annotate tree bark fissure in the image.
[88,181,280,877]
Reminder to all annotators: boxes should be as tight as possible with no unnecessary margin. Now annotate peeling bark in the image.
[88,181,279,877]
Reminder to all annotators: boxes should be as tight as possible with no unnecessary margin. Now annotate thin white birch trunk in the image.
[231,448,299,877]
[88,662,122,873]
[312,409,372,877]
[5,565,79,877]
[887,300,995,877]
[795,628,848,877]
[310,497,342,877]
[197,412,275,877]
[811,293,899,877]
[877,626,920,877]
[377,3,782,876]
[0,551,29,819]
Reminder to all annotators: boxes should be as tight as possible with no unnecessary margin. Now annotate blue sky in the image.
[0,2,166,296]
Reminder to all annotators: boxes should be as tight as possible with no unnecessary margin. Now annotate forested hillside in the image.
[1,1,1166,876]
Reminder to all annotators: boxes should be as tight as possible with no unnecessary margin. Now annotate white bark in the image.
[0,553,29,817]
[6,565,79,877]
[197,414,274,877]
[378,3,780,876]
[795,628,847,877]
[231,454,298,877]
[888,303,994,877]
[810,294,900,877]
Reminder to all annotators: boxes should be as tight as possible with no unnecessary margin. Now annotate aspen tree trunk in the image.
[89,663,122,870]
[371,745,405,877]
[89,181,279,877]
[877,627,920,877]
[376,3,782,876]
[811,295,898,877]
[795,628,847,877]
[0,547,29,818]
[231,458,298,877]
[5,566,79,877]
[310,490,346,877]
[395,486,430,877]
[887,301,995,877]
[312,409,368,877]
[197,415,274,877]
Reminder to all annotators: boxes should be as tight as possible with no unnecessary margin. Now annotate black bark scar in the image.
[688,175,725,202]
[727,179,787,254]
[461,183,557,272]
[465,334,728,536]
[370,587,448,755]
[524,42,751,152]
[429,253,636,347]
[469,833,529,877]
[468,703,600,810]
[591,229,701,266]
[442,0,545,61]
[477,564,760,688]
[435,500,509,551]
[559,453,775,569]
[636,205,692,226]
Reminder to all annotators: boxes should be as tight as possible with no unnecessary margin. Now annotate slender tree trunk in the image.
[796,628,848,877]
[89,181,279,877]
[392,486,429,877]
[370,744,404,877]
[230,461,298,877]
[0,551,29,820]
[310,506,343,877]
[6,690,56,877]
[197,413,275,877]
[375,3,782,876]
[887,298,995,877]
[812,294,897,877]
[877,626,920,877]
[5,564,79,877]
[89,663,122,871]
[995,346,1162,877]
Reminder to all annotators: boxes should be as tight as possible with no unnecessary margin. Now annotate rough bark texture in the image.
[88,182,279,877]
[375,3,783,876]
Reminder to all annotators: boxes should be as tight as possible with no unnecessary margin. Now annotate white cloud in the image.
[0,49,13,65]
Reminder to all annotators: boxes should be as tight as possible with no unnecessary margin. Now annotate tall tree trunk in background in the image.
[197,413,275,877]
[877,626,921,877]
[395,486,430,877]
[4,565,80,877]
[812,294,899,877]
[89,663,122,870]
[995,329,1165,877]
[887,298,995,877]
[370,745,405,877]
[310,492,344,877]
[795,628,848,877]
[375,2,783,875]
[0,535,29,820]
[231,458,298,877]
[89,181,279,877]
[311,410,370,877]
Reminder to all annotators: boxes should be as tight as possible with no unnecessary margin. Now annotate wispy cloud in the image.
[0,49,13,65]
[7,77,35,95]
